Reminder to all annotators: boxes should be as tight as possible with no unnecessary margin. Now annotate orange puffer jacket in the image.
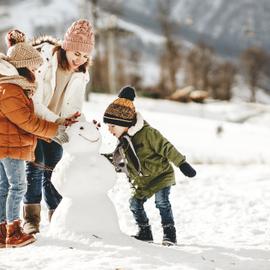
[0,83,58,161]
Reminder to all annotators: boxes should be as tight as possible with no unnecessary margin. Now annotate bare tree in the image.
[115,49,129,89]
[84,0,105,98]
[209,61,236,100]
[157,0,181,97]
[185,42,214,92]
[241,47,267,102]
[128,50,143,90]
[86,0,127,94]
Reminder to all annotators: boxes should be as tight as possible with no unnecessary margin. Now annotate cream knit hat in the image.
[7,42,43,69]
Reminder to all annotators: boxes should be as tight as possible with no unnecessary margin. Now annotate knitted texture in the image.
[104,86,136,127]
[5,29,26,48]
[7,42,43,69]
[62,19,95,54]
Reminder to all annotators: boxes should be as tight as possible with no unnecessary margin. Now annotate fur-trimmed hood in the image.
[128,112,145,136]
[31,35,61,48]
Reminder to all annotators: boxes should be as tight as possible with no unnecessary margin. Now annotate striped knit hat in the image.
[7,42,43,69]
[103,86,136,127]
[62,19,95,54]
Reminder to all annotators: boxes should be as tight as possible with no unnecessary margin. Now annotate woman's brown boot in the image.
[23,204,41,234]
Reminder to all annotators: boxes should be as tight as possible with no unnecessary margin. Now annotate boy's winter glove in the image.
[52,125,69,145]
[179,162,196,177]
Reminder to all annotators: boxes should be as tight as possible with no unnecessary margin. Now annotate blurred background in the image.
[1,0,270,104]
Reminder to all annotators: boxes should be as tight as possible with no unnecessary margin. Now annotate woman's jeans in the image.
[0,158,26,223]
[129,186,175,227]
[24,139,63,210]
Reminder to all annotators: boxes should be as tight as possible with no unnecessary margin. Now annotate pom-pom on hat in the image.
[62,19,95,54]
[103,86,137,127]
[5,29,26,48]
[5,28,43,69]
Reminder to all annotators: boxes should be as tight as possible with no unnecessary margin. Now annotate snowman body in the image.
[50,121,121,237]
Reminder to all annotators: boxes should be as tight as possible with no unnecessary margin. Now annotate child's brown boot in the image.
[6,220,36,248]
[0,221,7,248]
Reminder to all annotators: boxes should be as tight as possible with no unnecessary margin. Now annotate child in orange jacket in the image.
[0,38,67,248]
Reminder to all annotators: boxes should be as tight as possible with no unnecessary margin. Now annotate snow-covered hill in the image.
[1,94,269,270]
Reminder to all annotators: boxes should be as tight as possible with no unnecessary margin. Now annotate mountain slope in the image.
[99,0,270,57]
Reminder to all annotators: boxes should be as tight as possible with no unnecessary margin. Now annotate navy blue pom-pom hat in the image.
[103,86,136,127]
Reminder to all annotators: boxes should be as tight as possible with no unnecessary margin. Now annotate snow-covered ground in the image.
[1,94,270,270]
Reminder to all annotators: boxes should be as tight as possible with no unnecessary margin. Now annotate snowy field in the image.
[1,93,270,270]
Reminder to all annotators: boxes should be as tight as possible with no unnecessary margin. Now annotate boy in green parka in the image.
[103,86,196,245]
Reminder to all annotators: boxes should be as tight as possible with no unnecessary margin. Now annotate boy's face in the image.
[108,124,128,138]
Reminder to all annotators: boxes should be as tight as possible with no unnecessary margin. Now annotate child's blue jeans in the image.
[0,158,26,223]
[129,186,175,226]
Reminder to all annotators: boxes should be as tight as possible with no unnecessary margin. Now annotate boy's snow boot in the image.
[6,220,36,248]
[162,224,177,246]
[0,221,7,248]
[48,209,55,223]
[23,204,41,234]
[132,224,153,242]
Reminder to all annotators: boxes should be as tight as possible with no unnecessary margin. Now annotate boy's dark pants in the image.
[129,186,174,226]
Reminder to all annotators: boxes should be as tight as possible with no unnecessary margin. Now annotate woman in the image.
[20,19,95,234]
[0,40,66,248]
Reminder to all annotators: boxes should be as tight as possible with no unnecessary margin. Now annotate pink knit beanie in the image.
[62,19,95,54]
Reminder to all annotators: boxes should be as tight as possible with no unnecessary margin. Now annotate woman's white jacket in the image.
[33,43,89,122]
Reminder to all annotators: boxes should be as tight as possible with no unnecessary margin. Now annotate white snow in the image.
[0,93,270,270]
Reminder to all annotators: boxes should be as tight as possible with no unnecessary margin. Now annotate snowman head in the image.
[64,121,101,154]
[52,120,116,198]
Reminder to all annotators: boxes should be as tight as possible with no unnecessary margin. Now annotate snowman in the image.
[50,121,121,238]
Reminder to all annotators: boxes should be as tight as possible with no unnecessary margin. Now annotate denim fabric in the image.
[0,158,26,223]
[24,139,63,210]
[154,186,174,226]
[129,186,174,226]
[129,196,149,226]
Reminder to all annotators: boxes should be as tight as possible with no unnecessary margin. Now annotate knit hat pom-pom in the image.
[6,29,26,48]
[118,86,136,101]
